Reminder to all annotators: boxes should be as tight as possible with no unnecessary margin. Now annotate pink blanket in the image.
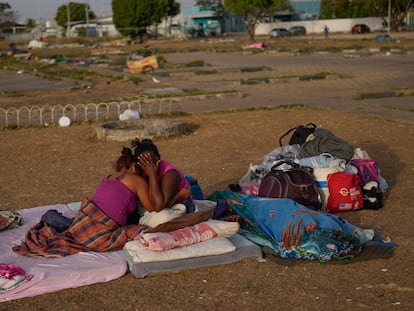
[137,222,217,251]
[0,204,127,302]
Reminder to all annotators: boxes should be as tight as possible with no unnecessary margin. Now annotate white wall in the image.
[256,17,386,35]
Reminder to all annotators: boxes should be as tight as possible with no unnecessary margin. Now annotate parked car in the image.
[351,24,370,34]
[289,26,307,36]
[269,28,292,38]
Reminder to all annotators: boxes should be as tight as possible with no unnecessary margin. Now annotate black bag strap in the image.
[278,127,298,147]
[271,159,314,174]
[271,159,299,170]
[278,122,317,146]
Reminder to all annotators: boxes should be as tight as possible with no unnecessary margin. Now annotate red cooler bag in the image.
[326,172,363,213]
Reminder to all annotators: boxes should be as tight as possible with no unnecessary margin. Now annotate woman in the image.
[131,138,195,227]
[113,146,139,174]
[13,148,153,257]
[91,147,153,227]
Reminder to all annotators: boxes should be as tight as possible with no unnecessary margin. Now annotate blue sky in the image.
[10,0,195,23]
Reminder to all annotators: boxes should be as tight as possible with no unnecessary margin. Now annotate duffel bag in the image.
[258,160,322,210]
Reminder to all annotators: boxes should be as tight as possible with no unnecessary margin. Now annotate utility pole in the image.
[85,2,89,37]
[67,2,71,37]
[388,0,391,33]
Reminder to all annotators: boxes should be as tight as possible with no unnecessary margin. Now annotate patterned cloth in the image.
[12,201,146,258]
[209,190,375,261]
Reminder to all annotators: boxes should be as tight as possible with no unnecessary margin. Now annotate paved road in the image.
[0,72,77,93]
[1,48,413,124]
[156,50,414,123]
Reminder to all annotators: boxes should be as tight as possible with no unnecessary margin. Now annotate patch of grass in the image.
[145,89,238,99]
[383,105,414,112]
[150,111,192,118]
[240,78,268,84]
[128,76,143,85]
[240,66,268,73]
[40,65,96,80]
[164,59,205,69]
[109,75,124,81]
[184,89,238,96]
[277,103,309,109]
[194,69,218,75]
[322,46,343,53]
[185,60,205,67]
[299,73,327,81]
[355,91,396,100]
[202,103,315,115]
[108,56,128,66]
[0,91,25,97]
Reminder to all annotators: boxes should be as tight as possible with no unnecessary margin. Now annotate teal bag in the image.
[185,175,204,200]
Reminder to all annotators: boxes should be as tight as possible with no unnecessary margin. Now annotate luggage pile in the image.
[239,122,387,213]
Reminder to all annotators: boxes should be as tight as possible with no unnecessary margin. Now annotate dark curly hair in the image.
[114,147,137,172]
[131,138,160,159]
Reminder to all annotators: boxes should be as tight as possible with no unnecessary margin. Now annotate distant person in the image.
[132,138,195,227]
[324,25,329,39]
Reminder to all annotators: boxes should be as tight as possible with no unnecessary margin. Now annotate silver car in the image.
[289,26,307,36]
[269,28,292,38]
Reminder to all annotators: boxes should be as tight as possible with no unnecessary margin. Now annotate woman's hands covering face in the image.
[137,152,157,175]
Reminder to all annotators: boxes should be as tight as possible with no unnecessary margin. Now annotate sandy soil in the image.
[1,36,414,310]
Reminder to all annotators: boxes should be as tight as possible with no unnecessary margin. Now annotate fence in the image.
[0,95,186,129]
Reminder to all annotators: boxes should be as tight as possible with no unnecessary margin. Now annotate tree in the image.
[166,0,180,17]
[25,18,37,31]
[166,0,180,34]
[197,0,227,34]
[112,0,180,41]
[0,2,17,25]
[370,0,414,31]
[55,2,96,28]
[224,0,291,40]
[321,0,413,31]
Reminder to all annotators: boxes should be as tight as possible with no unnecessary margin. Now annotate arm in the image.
[123,174,155,213]
[165,186,191,208]
[137,153,183,212]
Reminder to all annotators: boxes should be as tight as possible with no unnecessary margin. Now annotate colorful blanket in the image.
[0,264,32,293]
[209,190,376,261]
[136,219,239,251]
[12,201,146,257]
[137,222,217,251]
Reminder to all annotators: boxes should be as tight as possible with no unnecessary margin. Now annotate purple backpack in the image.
[350,159,383,210]
[350,159,379,186]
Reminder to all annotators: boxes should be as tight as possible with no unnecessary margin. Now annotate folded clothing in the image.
[0,263,32,293]
[136,219,239,251]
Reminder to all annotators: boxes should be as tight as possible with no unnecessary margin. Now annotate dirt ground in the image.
[1,109,414,310]
[1,35,414,310]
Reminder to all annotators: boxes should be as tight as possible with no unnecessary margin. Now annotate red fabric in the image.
[12,201,146,257]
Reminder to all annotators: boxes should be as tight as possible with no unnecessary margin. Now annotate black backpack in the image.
[279,122,317,146]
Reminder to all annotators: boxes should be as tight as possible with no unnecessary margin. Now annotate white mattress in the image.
[120,233,263,278]
[1,201,263,301]
[0,204,128,302]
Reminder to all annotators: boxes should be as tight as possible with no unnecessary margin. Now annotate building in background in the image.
[181,5,244,36]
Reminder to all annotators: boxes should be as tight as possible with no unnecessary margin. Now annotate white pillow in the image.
[125,237,236,263]
[203,219,239,237]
